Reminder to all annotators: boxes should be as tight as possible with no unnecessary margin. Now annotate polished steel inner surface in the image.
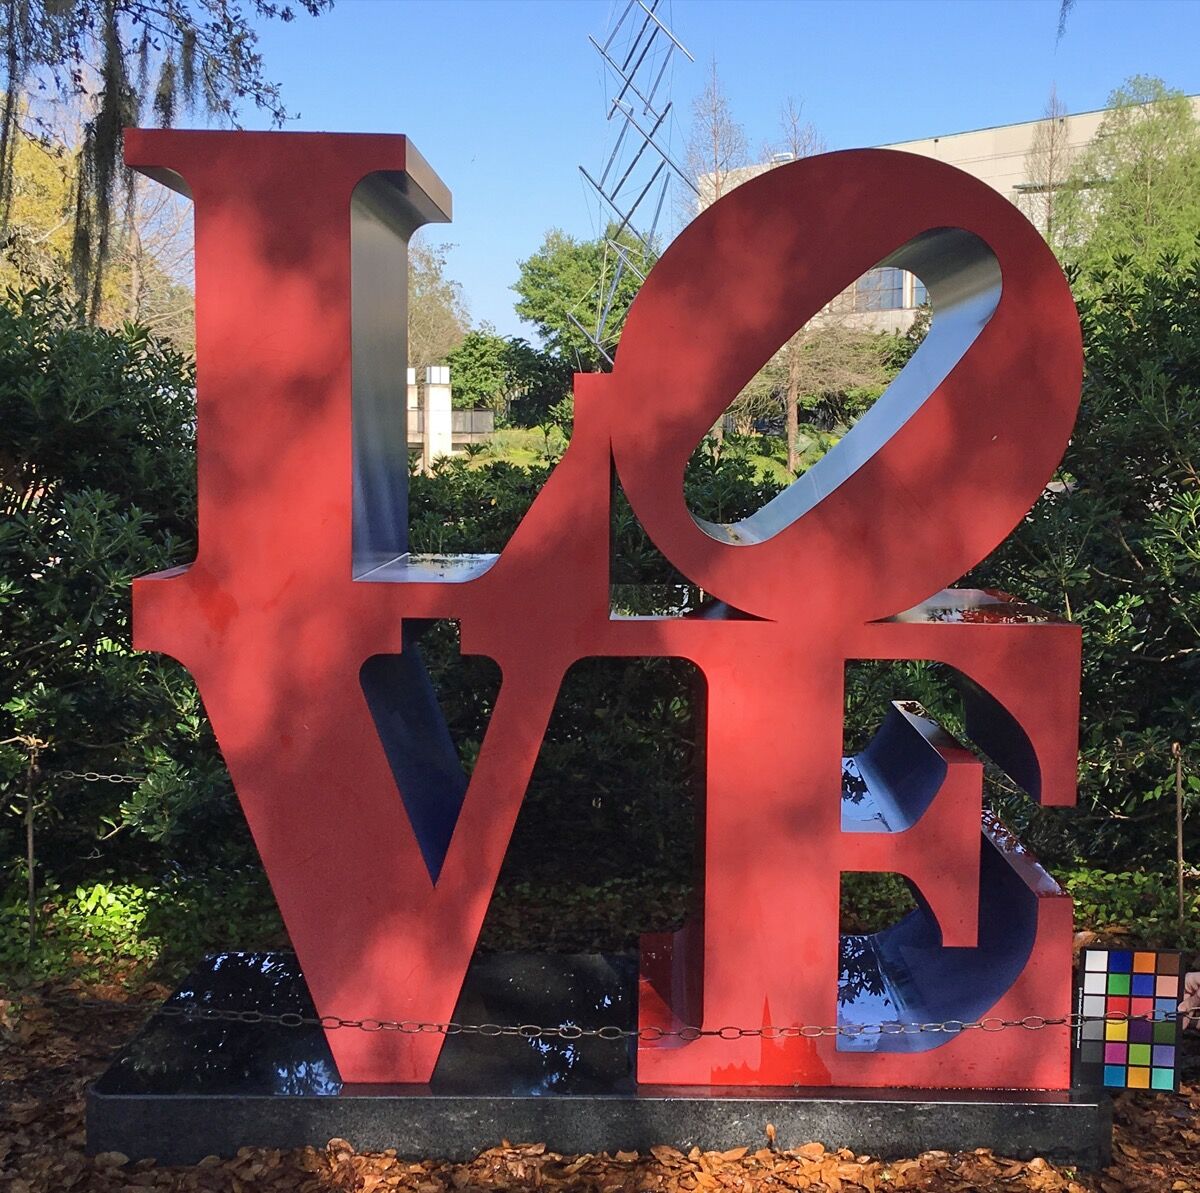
[355,553,501,584]
[694,227,1003,547]
[837,815,1054,1053]
[351,166,452,579]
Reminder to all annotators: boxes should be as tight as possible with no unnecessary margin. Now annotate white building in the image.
[703,95,1200,332]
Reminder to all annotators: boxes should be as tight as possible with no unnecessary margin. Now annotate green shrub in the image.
[0,284,253,893]
[0,866,284,984]
[976,250,1200,868]
[1065,867,1200,952]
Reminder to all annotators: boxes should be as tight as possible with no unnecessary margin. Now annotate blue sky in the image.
[246,0,1200,338]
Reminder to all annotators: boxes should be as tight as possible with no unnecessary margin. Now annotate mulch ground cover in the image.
[3,986,1199,1193]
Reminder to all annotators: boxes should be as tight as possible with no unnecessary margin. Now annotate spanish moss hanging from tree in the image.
[0,0,331,317]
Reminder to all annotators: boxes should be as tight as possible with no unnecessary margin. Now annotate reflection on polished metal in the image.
[87,953,1111,1167]
[126,132,1082,1088]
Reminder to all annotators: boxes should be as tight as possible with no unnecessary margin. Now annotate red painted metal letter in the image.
[130,133,1082,1089]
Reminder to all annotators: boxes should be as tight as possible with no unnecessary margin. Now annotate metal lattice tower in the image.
[573,0,696,368]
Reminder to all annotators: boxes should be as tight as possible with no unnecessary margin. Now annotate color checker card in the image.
[1075,948,1182,1091]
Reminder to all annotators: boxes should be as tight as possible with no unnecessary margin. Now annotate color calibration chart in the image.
[1075,948,1182,1091]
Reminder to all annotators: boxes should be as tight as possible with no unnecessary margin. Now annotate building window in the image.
[911,275,928,307]
[854,267,905,312]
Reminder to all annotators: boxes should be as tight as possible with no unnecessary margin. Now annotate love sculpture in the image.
[127,130,1082,1089]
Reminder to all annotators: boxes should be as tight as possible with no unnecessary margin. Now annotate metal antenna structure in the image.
[573,0,696,368]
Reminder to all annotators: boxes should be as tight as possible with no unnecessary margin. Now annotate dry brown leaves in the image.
[2,989,1198,1193]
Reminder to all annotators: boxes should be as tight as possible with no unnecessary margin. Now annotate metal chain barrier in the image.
[15,993,1196,1041]
[14,756,1192,1045]
[52,770,143,785]
[14,758,1199,1041]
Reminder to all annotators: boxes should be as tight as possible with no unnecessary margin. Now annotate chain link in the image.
[17,993,1195,1042]
[16,751,1193,1042]
[52,770,143,785]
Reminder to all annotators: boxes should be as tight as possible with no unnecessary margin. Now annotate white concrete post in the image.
[423,365,453,470]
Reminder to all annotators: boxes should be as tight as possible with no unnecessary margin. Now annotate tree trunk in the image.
[711,417,724,459]
[25,753,38,948]
[1175,742,1186,930]
[785,342,801,476]
[127,223,143,323]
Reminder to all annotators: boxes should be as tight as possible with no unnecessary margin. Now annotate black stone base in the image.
[87,952,1111,1168]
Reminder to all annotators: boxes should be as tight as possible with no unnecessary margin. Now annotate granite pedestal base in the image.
[87,952,1111,1167]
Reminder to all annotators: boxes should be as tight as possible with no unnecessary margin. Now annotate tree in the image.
[731,322,901,470]
[445,327,510,411]
[1,116,197,348]
[0,118,196,349]
[512,225,645,372]
[780,325,897,428]
[0,122,74,291]
[0,284,242,941]
[681,59,748,448]
[1057,0,1075,39]
[1056,77,1200,275]
[685,58,748,212]
[767,99,829,474]
[1018,85,1073,245]
[408,238,469,375]
[766,96,824,166]
[117,177,196,350]
[976,248,1200,868]
[445,327,572,425]
[0,0,330,314]
[703,97,903,475]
